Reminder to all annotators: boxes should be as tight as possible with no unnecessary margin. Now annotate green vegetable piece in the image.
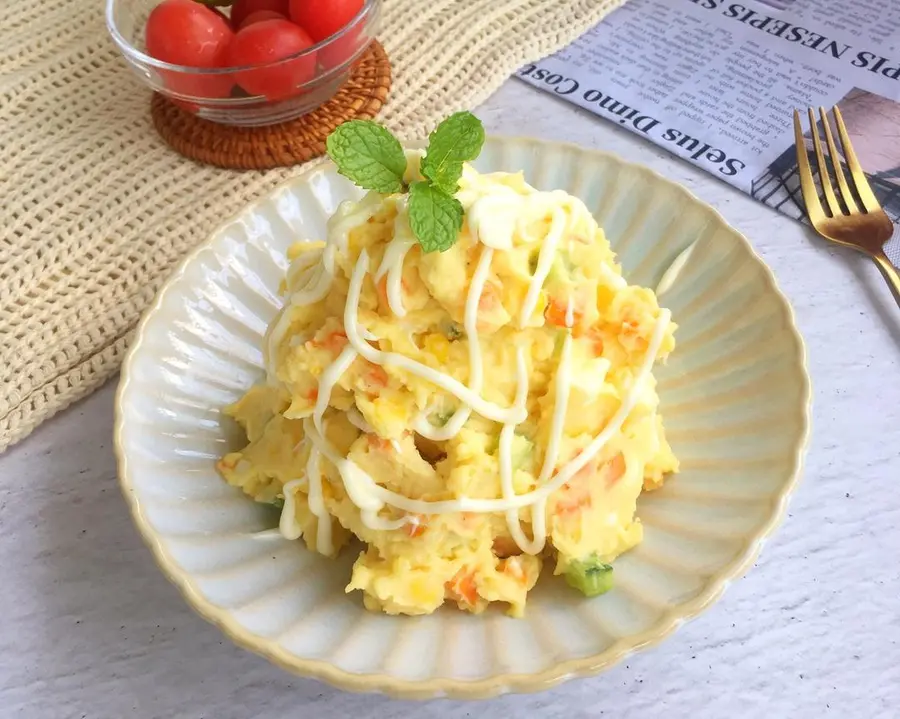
[268,497,285,509]
[434,411,454,427]
[564,555,614,597]
[408,181,464,253]
[442,320,464,341]
[511,433,534,471]
[326,120,407,194]
[420,111,486,194]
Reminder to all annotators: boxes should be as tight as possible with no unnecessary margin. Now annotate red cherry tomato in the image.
[226,20,317,100]
[230,0,290,29]
[145,0,234,99]
[288,0,363,42]
[239,9,287,28]
[317,23,368,70]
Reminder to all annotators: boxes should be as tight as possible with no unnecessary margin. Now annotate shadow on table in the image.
[796,226,900,348]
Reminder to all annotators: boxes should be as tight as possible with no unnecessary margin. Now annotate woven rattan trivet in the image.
[151,41,391,170]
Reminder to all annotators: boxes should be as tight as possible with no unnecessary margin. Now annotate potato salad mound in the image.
[217,122,677,618]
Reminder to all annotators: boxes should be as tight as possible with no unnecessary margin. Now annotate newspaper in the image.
[517,0,900,264]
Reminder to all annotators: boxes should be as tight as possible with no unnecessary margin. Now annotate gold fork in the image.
[794,106,900,306]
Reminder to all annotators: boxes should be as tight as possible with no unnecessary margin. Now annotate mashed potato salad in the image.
[217,113,677,617]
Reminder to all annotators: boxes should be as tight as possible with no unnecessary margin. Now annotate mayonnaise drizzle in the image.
[656,239,698,297]
[299,310,669,519]
[313,344,358,436]
[278,477,307,541]
[414,245,493,440]
[345,250,526,426]
[375,197,416,318]
[290,244,336,307]
[266,168,671,556]
[304,447,333,555]
[347,406,374,432]
[520,207,566,327]
[499,346,543,554]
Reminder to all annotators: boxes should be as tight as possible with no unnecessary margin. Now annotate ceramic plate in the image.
[114,136,811,699]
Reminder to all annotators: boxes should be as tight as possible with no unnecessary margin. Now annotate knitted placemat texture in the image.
[151,41,393,170]
[0,0,627,453]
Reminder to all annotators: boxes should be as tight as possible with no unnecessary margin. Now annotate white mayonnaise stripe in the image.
[656,239,698,297]
[511,331,574,554]
[345,251,526,425]
[290,244,336,307]
[301,310,670,518]
[303,418,382,512]
[500,347,544,554]
[328,193,383,254]
[305,447,333,555]
[466,192,523,250]
[278,476,307,541]
[415,245,493,441]
[375,202,416,318]
[362,508,409,531]
[347,406,374,433]
[538,334,573,483]
[520,207,566,327]
[264,304,294,384]
[313,344,358,436]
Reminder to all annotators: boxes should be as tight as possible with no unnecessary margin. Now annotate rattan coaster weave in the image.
[152,41,392,170]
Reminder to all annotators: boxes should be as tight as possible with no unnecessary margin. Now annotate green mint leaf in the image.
[420,111,485,194]
[408,182,464,253]
[326,120,407,194]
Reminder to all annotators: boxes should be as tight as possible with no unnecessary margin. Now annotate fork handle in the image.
[873,252,900,308]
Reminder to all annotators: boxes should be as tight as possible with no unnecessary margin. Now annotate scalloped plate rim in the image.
[114,135,812,699]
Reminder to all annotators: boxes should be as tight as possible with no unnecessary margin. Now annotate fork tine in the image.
[793,110,826,224]
[819,106,858,214]
[833,105,881,213]
[808,108,841,216]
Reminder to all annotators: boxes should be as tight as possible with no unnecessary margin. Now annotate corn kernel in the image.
[424,333,451,363]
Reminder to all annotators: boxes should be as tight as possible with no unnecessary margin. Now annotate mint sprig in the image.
[326,111,485,253]
[325,120,407,194]
[407,182,464,253]
[420,112,486,194]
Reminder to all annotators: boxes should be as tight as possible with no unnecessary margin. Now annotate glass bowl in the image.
[106,0,381,127]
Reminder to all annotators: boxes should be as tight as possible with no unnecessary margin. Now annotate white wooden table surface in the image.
[2,80,899,719]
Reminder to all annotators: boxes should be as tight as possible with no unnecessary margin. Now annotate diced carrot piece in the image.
[404,515,426,538]
[554,454,594,514]
[585,328,605,355]
[309,330,347,353]
[304,387,318,403]
[478,282,501,311]
[545,296,583,328]
[325,331,348,352]
[376,276,389,309]
[366,364,389,388]
[604,453,627,487]
[446,569,478,606]
[501,556,527,583]
[216,456,237,471]
[555,482,592,515]
[366,434,392,452]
